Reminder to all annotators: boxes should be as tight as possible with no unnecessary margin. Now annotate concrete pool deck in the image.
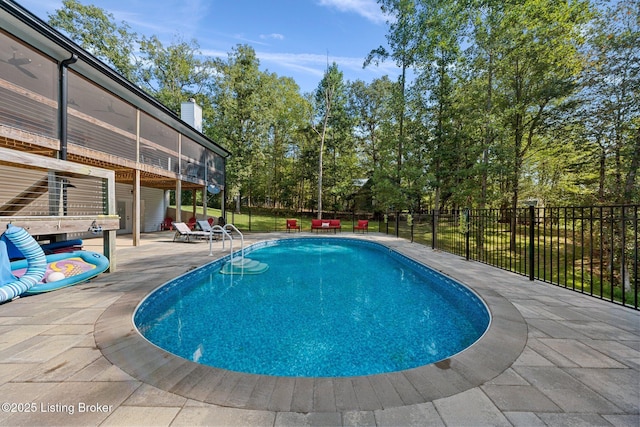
[0,231,638,426]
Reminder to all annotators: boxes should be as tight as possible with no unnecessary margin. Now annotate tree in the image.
[255,73,308,208]
[348,77,396,174]
[366,0,421,210]
[489,0,592,248]
[311,63,346,218]
[461,0,508,210]
[48,0,139,82]
[411,0,465,211]
[210,45,267,212]
[579,0,640,204]
[137,36,217,113]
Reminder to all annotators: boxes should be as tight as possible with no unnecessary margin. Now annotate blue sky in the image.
[16,0,401,93]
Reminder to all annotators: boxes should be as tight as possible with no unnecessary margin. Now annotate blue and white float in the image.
[0,224,47,303]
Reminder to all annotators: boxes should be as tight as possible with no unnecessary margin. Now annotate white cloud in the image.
[90,2,212,40]
[317,0,388,24]
[200,49,229,59]
[200,48,402,92]
[230,33,270,46]
[255,51,400,78]
[260,33,285,40]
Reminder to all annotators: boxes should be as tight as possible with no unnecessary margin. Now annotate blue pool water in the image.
[134,238,490,377]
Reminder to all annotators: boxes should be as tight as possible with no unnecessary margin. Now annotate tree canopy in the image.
[48,0,639,213]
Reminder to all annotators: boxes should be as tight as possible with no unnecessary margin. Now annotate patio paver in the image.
[0,231,637,426]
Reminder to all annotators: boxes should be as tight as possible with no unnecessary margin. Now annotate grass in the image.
[387,219,637,308]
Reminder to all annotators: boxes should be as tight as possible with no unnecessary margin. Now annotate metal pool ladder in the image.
[211,224,268,275]
[208,223,244,260]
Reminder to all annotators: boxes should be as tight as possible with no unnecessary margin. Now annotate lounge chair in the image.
[197,220,223,240]
[172,222,209,242]
[286,219,301,232]
[197,220,210,232]
[354,220,369,233]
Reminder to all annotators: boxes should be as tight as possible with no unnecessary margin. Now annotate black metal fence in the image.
[221,204,638,309]
[380,206,639,310]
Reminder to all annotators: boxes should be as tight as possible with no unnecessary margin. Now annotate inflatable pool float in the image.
[0,224,47,303]
[11,250,109,294]
[3,238,83,261]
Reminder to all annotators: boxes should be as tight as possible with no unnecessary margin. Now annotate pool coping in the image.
[94,235,528,413]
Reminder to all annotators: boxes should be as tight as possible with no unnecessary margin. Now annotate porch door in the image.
[117,201,129,234]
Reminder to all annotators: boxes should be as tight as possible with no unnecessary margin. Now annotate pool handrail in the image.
[209,225,233,258]
[222,224,244,260]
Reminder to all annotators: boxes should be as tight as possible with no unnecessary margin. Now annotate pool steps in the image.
[214,223,268,273]
[220,257,269,274]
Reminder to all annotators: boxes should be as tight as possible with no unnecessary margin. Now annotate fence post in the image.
[395,211,400,238]
[432,210,437,250]
[408,213,414,243]
[465,208,470,261]
[411,223,414,242]
[621,206,626,304]
[529,205,535,281]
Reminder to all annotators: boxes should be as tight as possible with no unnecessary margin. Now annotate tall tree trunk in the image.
[317,132,325,219]
[478,50,493,251]
[481,50,493,211]
[317,105,330,219]
[397,61,406,187]
[511,113,523,252]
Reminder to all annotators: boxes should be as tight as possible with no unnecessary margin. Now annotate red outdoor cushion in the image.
[329,219,341,227]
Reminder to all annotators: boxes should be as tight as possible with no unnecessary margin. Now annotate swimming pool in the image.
[134,237,490,377]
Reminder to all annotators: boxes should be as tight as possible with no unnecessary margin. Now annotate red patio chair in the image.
[160,217,173,231]
[286,219,301,232]
[354,219,369,233]
[187,216,197,230]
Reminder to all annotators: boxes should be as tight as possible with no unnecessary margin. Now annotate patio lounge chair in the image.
[197,220,223,240]
[354,220,369,233]
[172,222,209,242]
[286,219,301,232]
